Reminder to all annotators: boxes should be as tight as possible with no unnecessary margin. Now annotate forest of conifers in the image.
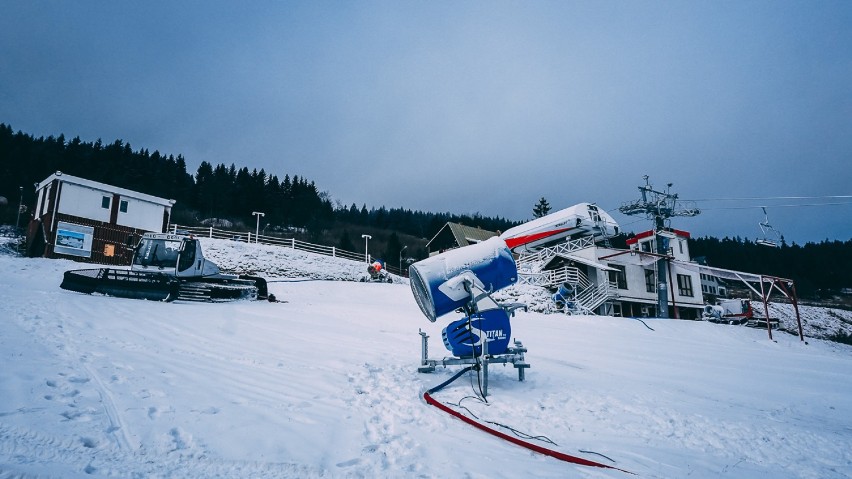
[1,123,850,297]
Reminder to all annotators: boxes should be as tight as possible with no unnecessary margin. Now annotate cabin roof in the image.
[426,222,498,252]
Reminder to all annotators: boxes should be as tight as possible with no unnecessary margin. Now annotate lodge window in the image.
[119,200,128,213]
[608,264,627,289]
[677,274,694,297]
[101,196,111,209]
[644,269,655,293]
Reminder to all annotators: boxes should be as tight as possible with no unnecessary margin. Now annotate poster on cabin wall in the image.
[55,221,94,258]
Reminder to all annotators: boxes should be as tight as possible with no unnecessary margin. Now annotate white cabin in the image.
[25,171,175,264]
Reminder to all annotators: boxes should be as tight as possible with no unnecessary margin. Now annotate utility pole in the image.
[15,186,23,231]
[619,176,700,318]
[252,211,265,243]
[361,234,372,264]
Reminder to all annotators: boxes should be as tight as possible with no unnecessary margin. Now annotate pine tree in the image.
[338,229,355,252]
[533,197,552,218]
[383,232,403,267]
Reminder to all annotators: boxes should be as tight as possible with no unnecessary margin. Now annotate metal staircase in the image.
[516,236,617,315]
[570,281,615,314]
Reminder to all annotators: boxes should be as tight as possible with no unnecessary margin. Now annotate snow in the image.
[2,237,852,478]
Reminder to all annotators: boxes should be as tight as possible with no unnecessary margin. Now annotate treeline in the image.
[3,124,850,294]
[689,236,852,297]
[0,123,517,249]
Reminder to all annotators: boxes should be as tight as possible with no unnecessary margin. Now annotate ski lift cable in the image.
[687,195,852,202]
[696,201,852,210]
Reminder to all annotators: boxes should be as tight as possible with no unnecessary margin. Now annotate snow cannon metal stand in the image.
[409,237,530,397]
[416,282,529,396]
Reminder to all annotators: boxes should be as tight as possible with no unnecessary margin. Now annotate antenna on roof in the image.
[618,176,701,318]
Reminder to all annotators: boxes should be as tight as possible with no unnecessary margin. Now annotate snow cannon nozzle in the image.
[408,237,517,323]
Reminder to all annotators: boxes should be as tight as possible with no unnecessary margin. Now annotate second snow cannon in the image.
[361,259,393,283]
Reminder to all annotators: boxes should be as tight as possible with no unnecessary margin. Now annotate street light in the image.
[399,245,407,274]
[15,186,23,231]
[252,211,265,244]
[361,234,372,263]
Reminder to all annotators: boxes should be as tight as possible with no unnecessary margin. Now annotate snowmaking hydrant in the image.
[408,237,529,396]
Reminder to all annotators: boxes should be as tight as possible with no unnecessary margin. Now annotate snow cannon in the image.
[412,237,529,389]
[361,259,393,283]
[408,237,517,323]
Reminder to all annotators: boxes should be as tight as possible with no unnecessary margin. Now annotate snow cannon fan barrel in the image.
[408,237,517,322]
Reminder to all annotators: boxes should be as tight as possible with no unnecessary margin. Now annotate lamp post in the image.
[399,245,407,274]
[252,211,265,244]
[361,234,372,263]
[15,186,23,231]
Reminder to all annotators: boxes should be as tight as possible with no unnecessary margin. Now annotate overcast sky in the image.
[2,1,850,244]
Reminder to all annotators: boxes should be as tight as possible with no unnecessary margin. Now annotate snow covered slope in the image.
[1,240,851,478]
[202,237,852,342]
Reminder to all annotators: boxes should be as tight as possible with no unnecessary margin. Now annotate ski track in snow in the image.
[1,237,851,478]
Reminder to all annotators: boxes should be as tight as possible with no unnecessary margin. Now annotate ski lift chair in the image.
[757,207,782,248]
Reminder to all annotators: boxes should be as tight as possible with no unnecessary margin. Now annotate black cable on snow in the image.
[631,317,655,331]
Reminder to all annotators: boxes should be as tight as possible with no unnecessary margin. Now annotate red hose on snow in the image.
[423,368,634,475]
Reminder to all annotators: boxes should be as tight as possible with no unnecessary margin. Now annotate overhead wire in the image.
[688,201,852,210]
[679,194,852,211]
[687,195,852,201]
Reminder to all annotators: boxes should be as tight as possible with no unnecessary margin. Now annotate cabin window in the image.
[677,274,694,297]
[641,241,651,253]
[119,200,128,213]
[679,240,684,254]
[644,269,655,293]
[101,196,111,209]
[608,264,627,289]
[178,239,197,272]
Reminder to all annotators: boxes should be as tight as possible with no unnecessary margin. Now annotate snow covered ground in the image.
[1,238,851,478]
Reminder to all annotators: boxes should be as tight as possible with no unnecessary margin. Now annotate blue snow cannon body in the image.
[408,237,517,323]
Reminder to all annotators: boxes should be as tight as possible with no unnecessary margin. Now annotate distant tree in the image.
[533,197,552,218]
[383,232,403,267]
[338,229,355,252]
